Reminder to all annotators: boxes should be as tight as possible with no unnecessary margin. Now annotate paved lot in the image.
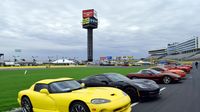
[132,67,200,112]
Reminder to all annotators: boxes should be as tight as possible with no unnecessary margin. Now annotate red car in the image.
[150,66,186,78]
[127,69,181,84]
[165,65,191,73]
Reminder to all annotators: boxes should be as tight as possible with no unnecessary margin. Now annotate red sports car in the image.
[150,66,186,78]
[165,65,191,73]
[127,69,181,84]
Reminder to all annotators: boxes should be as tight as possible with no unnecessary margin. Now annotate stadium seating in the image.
[186,52,200,60]
[162,52,199,61]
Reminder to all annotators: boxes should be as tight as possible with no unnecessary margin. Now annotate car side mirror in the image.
[40,89,49,95]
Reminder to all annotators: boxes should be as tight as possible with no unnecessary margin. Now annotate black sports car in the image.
[80,73,160,102]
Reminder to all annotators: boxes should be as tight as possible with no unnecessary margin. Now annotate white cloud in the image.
[127,25,140,32]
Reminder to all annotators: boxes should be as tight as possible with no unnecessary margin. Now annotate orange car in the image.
[151,66,186,78]
[164,65,191,73]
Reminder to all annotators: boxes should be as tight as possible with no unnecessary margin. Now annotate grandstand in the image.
[186,51,200,60]
[148,37,200,61]
[162,51,199,60]
[148,49,167,60]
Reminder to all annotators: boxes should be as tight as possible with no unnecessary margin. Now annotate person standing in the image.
[195,61,198,69]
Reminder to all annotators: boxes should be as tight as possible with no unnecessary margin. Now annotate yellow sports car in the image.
[18,78,131,112]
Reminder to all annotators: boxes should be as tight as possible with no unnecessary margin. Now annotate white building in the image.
[167,37,200,54]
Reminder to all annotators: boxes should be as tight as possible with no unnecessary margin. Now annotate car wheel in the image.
[124,87,138,103]
[21,97,33,112]
[163,76,171,84]
[70,101,90,112]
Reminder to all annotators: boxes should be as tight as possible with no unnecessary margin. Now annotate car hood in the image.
[128,79,160,90]
[70,87,127,101]
[168,69,184,73]
[162,72,180,77]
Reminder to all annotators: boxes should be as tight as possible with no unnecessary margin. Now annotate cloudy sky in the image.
[1,0,200,60]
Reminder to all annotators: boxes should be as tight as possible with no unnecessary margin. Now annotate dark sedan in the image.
[80,73,160,102]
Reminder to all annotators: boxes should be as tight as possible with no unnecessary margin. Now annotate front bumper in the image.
[139,88,160,98]
[173,77,182,81]
[87,96,131,112]
[17,98,21,106]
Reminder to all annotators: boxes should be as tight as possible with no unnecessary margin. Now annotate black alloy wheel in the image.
[70,102,90,112]
[124,87,138,103]
[21,97,33,112]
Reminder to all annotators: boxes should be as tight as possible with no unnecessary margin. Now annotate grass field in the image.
[0,67,144,111]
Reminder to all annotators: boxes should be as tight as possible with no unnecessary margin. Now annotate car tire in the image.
[70,101,90,112]
[124,87,138,103]
[21,96,33,112]
[163,76,172,84]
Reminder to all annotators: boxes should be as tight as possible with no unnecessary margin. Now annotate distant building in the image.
[167,37,200,54]
[148,49,167,56]
[0,53,4,66]
[148,49,167,60]
[167,42,179,55]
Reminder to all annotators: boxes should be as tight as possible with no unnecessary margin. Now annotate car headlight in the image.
[137,84,149,89]
[148,80,157,84]
[91,98,111,104]
[123,92,128,96]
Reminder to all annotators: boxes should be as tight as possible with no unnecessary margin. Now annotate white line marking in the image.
[131,102,139,107]
[24,70,27,75]
[160,87,166,92]
[6,108,21,112]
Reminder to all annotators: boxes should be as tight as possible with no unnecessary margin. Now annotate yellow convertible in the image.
[18,78,131,112]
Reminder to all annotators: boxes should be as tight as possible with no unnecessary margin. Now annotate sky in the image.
[1,0,200,61]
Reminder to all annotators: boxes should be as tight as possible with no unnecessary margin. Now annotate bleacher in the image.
[186,52,200,60]
[162,52,198,61]
[147,55,165,59]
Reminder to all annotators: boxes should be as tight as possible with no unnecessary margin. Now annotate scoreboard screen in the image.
[82,9,98,29]
[82,9,97,19]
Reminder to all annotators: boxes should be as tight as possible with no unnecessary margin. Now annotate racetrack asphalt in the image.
[132,67,200,112]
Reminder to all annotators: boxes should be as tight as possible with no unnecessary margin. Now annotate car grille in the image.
[140,89,160,96]
[114,103,130,112]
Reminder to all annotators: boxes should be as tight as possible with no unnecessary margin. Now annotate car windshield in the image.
[106,73,130,82]
[150,69,161,74]
[49,80,81,93]
[152,67,165,71]
[158,67,167,71]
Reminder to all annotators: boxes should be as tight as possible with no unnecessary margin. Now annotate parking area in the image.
[131,68,200,112]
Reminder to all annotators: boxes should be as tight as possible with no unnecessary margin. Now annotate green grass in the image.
[0,67,144,111]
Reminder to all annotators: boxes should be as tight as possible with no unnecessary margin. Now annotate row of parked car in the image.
[18,65,192,112]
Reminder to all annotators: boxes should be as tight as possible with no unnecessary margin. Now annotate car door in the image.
[141,70,154,79]
[145,70,161,81]
[29,83,56,111]
[94,75,111,87]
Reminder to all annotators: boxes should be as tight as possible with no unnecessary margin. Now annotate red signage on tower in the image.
[82,9,97,19]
